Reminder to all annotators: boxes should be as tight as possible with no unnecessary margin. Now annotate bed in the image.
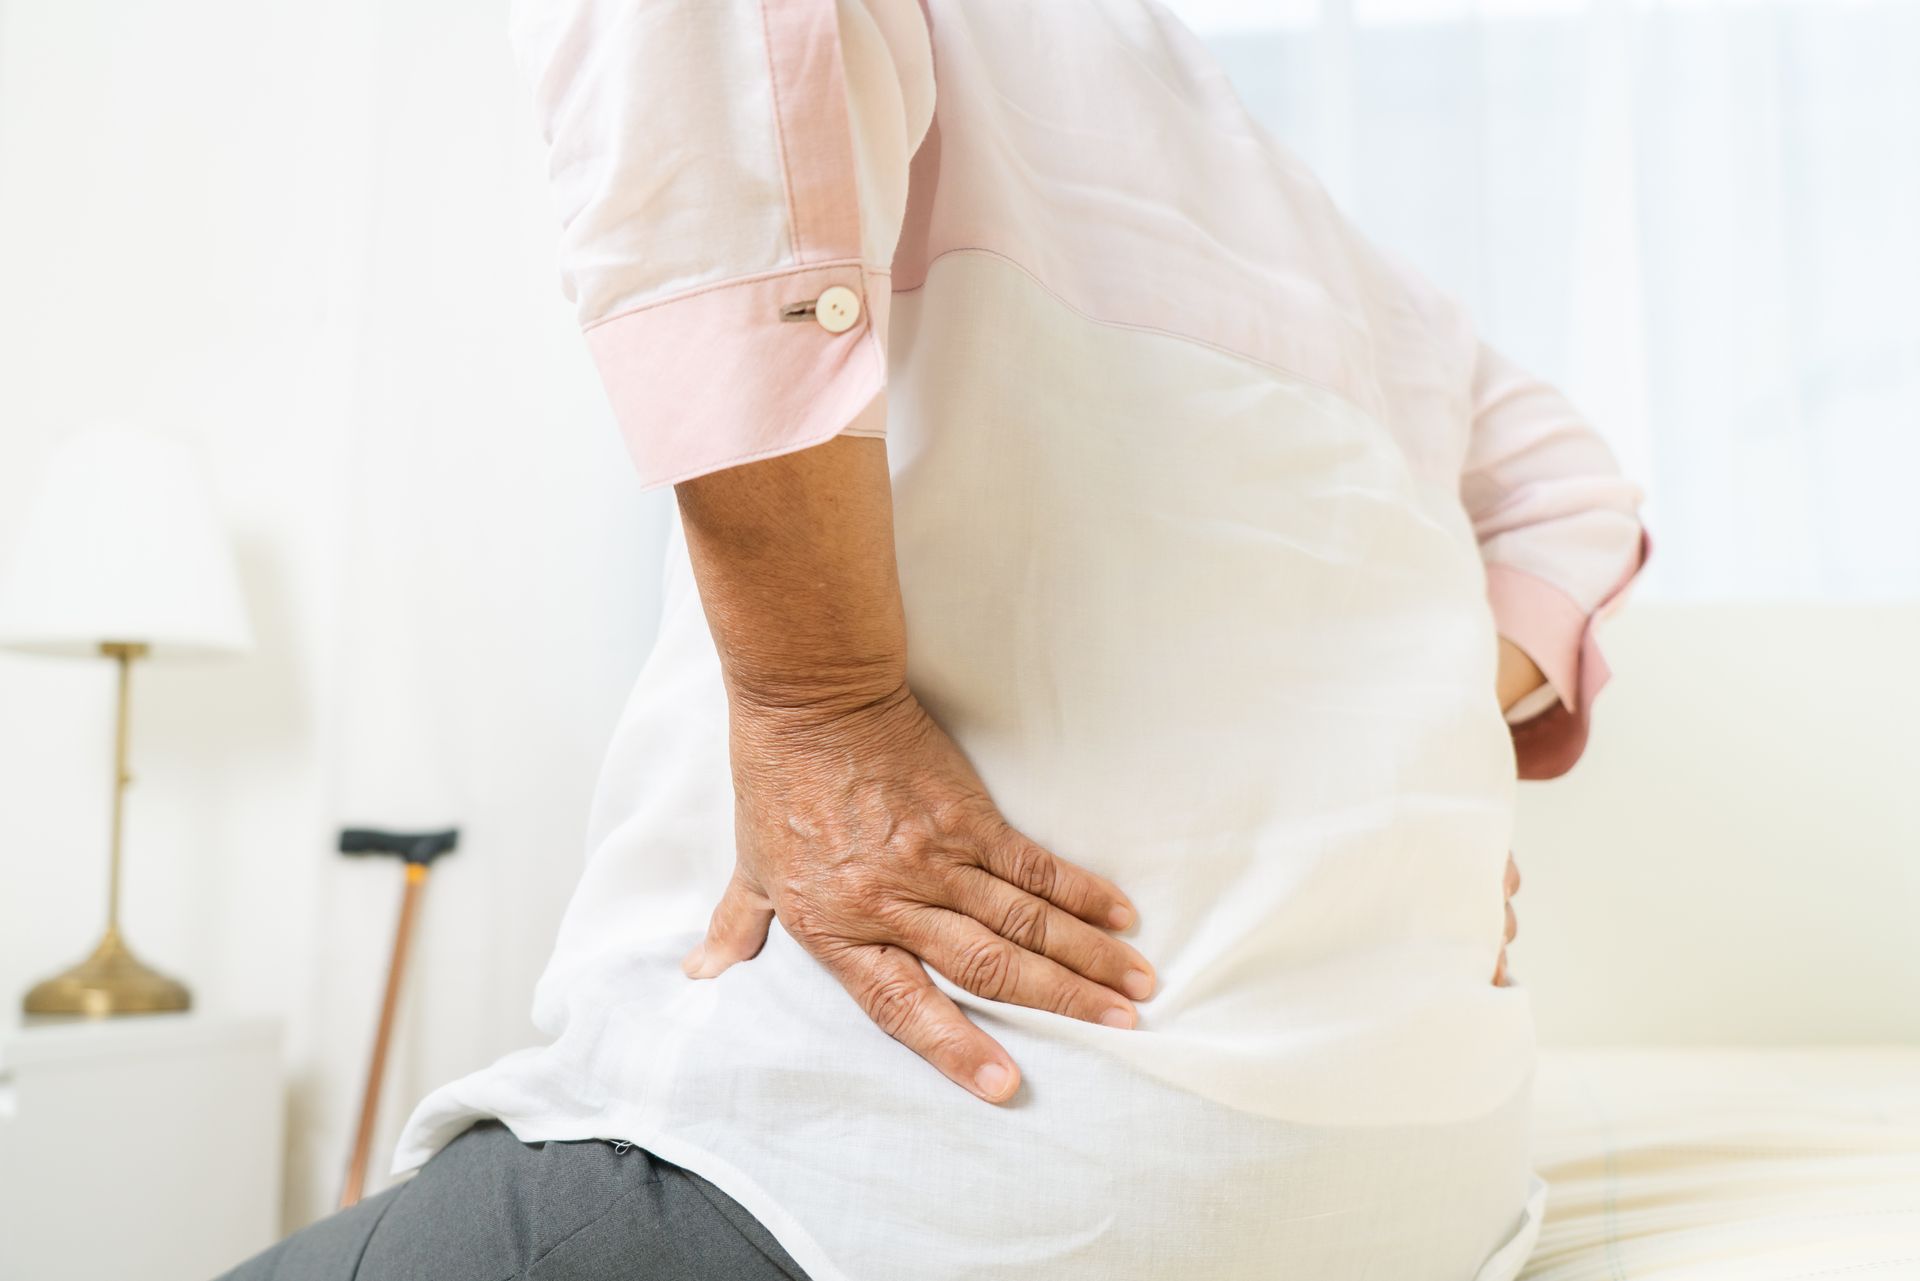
[1521,1047,1920,1280]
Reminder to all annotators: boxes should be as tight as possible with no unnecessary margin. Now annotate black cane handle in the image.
[338,827,460,866]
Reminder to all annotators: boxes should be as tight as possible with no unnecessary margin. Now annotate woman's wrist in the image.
[1495,635,1548,712]
[725,667,915,742]
[676,434,912,735]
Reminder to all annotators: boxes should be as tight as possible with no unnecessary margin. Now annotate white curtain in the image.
[1169,0,1920,600]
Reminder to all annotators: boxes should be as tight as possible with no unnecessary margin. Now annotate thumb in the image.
[683,866,775,979]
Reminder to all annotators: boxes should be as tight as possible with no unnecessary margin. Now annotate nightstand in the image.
[0,1012,283,1280]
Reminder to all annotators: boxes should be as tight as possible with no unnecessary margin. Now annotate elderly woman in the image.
[223,0,1647,1278]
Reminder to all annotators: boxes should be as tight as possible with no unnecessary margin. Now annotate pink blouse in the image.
[515,0,1647,780]
[395,5,1652,1281]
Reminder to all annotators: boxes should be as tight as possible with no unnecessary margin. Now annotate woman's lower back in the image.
[397,287,1547,1277]
[396,923,1544,1281]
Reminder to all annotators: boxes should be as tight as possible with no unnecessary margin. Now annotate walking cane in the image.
[336,826,459,1210]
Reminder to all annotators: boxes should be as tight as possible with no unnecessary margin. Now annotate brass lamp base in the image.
[22,927,191,1017]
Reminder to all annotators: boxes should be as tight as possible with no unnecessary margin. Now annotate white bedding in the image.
[1522,1048,1920,1279]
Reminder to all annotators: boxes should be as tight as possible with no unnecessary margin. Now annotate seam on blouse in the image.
[1484,558,1598,623]
[757,0,806,261]
[638,374,886,490]
[583,262,890,333]
[891,245,1379,423]
[630,299,889,489]
[1488,527,1649,636]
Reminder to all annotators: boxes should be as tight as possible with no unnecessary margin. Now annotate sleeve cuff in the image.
[1485,563,1589,719]
[1487,526,1652,780]
[583,261,893,490]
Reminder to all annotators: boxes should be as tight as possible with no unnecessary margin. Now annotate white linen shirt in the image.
[394,3,1650,1279]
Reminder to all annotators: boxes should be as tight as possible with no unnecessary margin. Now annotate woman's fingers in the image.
[948,867,1155,1001]
[1493,852,1521,986]
[683,866,776,980]
[825,941,1022,1103]
[970,826,1137,931]
[906,908,1141,1029]
[1492,851,1521,984]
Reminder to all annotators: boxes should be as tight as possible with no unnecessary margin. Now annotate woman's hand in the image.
[671,436,1152,1105]
[673,418,1527,1092]
[684,683,1154,1103]
[1492,851,1521,985]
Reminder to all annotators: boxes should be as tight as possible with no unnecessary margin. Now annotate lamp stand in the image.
[23,640,192,1017]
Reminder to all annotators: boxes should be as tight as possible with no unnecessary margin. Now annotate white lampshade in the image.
[0,424,252,659]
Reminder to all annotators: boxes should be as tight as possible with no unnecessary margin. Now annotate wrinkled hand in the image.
[1492,851,1521,986]
[682,683,1155,1103]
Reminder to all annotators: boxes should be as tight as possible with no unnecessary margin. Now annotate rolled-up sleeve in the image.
[1463,340,1651,780]
[510,0,935,488]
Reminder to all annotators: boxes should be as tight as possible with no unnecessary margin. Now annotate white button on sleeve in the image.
[513,0,924,490]
[814,285,862,333]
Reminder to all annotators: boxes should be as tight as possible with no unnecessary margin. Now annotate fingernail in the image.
[1120,969,1154,1000]
[681,945,706,978]
[1099,1007,1135,1029]
[973,1062,1013,1101]
[1108,904,1135,930]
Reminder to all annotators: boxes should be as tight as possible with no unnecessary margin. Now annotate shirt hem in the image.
[1473,1172,1550,1281]
[393,1101,1545,1281]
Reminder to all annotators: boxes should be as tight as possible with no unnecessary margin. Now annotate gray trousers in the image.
[217,1122,810,1281]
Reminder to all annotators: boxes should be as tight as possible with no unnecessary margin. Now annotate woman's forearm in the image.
[672,434,1151,1104]
[675,434,907,716]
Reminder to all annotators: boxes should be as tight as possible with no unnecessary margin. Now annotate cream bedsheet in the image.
[1521,1048,1920,1279]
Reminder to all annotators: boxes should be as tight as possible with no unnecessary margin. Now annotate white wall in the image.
[0,0,669,1230]
[0,0,367,1229]
[1513,604,1920,1047]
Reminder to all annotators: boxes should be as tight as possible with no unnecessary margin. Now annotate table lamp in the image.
[0,424,252,1016]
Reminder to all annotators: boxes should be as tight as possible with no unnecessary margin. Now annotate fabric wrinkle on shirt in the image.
[396,3,1652,1280]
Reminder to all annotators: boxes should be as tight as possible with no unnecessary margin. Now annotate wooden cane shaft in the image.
[341,863,428,1210]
